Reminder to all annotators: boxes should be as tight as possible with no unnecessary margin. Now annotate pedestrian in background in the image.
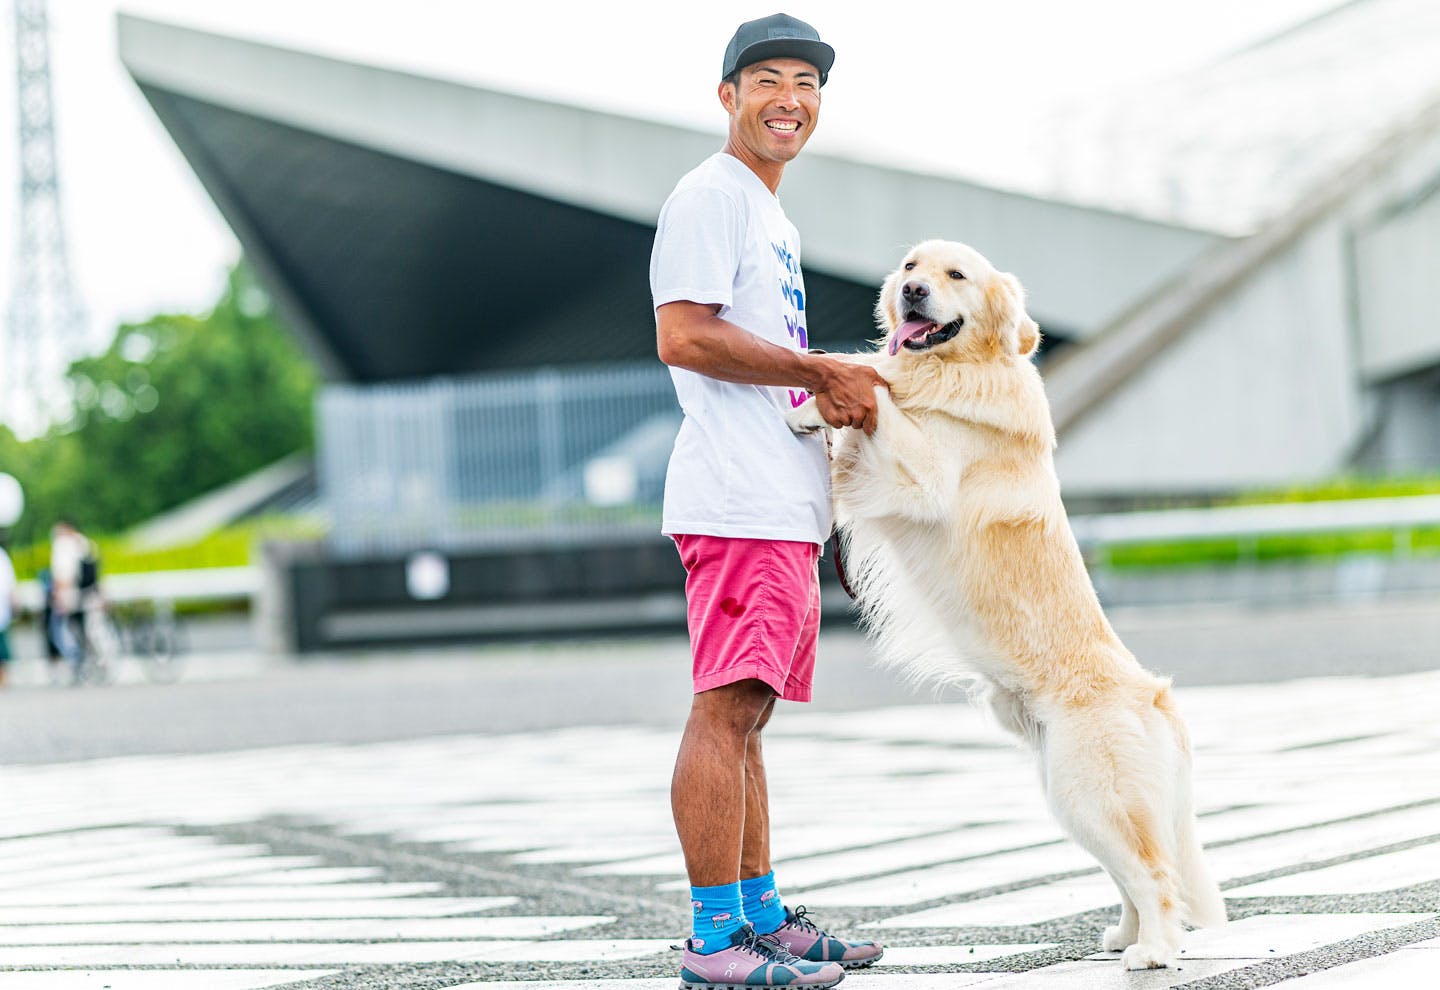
[49,518,94,679]
[37,568,65,682]
[0,535,16,688]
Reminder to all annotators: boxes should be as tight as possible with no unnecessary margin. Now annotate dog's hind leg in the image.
[1042,721,1185,969]
[1176,812,1226,928]
[1158,699,1228,930]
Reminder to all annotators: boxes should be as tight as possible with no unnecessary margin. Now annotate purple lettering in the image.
[785,314,808,348]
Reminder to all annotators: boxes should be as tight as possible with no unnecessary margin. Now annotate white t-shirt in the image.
[51,531,87,614]
[650,153,831,545]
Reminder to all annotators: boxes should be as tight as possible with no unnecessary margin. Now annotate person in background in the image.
[0,535,15,688]
[38,568,65,682]
[49,518,93,678]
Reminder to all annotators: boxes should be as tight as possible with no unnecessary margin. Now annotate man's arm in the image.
[656,300,888,434]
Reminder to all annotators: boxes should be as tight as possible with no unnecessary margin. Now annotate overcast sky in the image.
[0,0,1339,358]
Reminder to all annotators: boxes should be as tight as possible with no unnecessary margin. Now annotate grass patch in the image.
[1225,474,1440,505]
[1092,473,1440,570]
[1103,526,1440,570]
[7,516,325,582]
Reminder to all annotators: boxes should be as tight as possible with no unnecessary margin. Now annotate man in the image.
[651,14,887,990]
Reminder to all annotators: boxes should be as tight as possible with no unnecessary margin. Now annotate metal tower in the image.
[3,0,87,434]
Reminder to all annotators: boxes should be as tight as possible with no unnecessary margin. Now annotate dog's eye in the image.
[948,270,966,280]
[903,262,916,271]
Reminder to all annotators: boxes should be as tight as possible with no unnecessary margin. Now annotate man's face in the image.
[720,58,822,166]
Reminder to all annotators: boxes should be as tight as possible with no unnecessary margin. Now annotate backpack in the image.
[79,554,99,590]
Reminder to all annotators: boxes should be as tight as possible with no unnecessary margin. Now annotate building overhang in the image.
[118,13,1221,383]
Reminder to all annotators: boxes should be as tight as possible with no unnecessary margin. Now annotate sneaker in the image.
[768,906,884,969]
[679,923,845,989]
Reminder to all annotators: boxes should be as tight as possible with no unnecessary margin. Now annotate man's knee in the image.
[691,678,775,737]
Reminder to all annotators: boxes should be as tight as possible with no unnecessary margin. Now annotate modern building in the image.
[116,2,1440,645]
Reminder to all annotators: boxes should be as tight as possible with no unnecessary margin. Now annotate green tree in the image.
[0,264,317,549]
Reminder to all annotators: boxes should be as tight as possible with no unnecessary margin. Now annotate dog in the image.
[785,240,1226,969]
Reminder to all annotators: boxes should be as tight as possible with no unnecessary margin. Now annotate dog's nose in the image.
[901,280,930,302]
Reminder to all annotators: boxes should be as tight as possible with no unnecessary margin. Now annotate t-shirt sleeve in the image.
[650,186,746,312]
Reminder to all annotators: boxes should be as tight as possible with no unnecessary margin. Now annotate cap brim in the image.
[729,39,834,85]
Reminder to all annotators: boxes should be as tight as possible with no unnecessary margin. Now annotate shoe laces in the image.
[787,905,828,938]
[740,927,805,965]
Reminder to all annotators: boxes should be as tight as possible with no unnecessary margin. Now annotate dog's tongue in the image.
[889,318,938,355]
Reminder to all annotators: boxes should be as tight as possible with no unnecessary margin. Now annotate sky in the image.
[0,0,1342,363]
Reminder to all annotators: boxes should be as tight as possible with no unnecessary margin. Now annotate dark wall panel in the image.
[138,86,879,381]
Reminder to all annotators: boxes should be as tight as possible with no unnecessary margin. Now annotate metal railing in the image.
[318,363,681,557]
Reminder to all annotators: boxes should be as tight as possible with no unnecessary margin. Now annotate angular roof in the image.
[991,0,1440,235]
[118,12,1223,383]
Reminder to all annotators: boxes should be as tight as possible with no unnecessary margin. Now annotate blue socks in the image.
[688,873,788,952]
[689,882,746,954]
[741,871,787,934]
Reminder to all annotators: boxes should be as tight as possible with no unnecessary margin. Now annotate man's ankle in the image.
[741,870,786,934]
[688,881,747,954]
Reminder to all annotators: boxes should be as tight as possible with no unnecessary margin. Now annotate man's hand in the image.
[809,358,889,435]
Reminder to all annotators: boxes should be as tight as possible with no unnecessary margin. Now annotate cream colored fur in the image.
[786,240,1226,969]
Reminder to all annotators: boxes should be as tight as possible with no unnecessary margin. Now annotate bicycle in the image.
[64,596,186,686]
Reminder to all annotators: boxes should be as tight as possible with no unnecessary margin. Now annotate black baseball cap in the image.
[721,13,834,87]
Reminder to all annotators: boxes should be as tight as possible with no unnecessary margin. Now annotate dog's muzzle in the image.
[890,312,963,355]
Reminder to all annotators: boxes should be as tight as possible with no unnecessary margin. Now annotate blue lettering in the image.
[773,240,807,348]
[771,241,798,274]
[778,279,805,312]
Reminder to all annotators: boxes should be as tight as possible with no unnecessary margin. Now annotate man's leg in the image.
[739,696,777,882]
[672,678,774,887]
[673,680,846,988]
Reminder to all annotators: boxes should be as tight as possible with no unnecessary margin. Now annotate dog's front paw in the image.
[784,401,825,435]
[1121,943,1174,970]
[1102,924,1138,952]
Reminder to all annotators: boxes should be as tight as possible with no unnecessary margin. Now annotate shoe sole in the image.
[679,980,844,990]
[840,950,882,969]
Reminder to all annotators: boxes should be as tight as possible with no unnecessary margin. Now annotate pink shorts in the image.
[671,534,822,702]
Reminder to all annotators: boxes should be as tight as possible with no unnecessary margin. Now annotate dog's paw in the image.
[1102,924,1138,952]
[784,403,825,435]
[1121,943,1174,970]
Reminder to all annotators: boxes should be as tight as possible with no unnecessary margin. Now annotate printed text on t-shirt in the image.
[772,240,807,349]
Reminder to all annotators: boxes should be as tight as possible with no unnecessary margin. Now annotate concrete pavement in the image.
[0,598,1436,988]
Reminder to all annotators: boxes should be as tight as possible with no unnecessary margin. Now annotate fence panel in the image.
[319,364,681,557]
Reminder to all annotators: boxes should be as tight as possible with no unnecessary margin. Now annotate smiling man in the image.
[650,13,886,990]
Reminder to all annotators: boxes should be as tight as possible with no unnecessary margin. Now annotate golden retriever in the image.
[785,240,1226,969]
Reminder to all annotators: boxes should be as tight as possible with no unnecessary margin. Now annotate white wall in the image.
[1354,179,1440,381]
[1055,219,1365,495]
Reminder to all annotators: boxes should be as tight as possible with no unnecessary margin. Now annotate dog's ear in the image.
[997,272,1041,357]
[1017,317,1041,357]
[874,269,901,341]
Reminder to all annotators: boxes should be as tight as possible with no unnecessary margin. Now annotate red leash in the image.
[829,533,857,601]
